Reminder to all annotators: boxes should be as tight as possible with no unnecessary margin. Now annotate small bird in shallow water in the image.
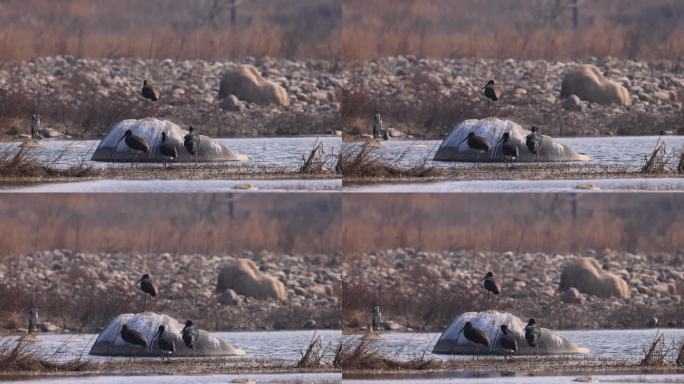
[497,132,518,166]
[141,80,159,101]
[524,318,542,354]
[184,126,200,159]
[158,132,177,167]
[181,320,199,353]
[481,271,501,308]
[153,325,175,361]
[498,324,518,356]
[482,80,501,114]
[459,321,491,352]
[460,132,491,165]
[120,324,148,360]
[526,126,543,160]
[136,274,158,312]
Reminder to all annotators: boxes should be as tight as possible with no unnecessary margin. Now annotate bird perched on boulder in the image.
[482,80,501,114]
[120,324,148,359]
[141,80,159,101]
[497,132,518,166]
[460,132,491,165]
[181,320,199,353]
[481,271,501,308]
[153,325,175,361]
[158,132,177,166]
[498,324,518,356]
[184,126,200,159]
[136,274,158,312]
[526,126,543,159]
[524,318,542,353]
[459,321,490,351]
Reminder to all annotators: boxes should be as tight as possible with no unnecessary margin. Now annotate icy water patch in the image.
[0,330,342,363]
[346,178,684,193]
[7,373,341,383]
[346,329,684,362]
[347,136,684,169]
[0,178,341,192]
[0,136,341,171]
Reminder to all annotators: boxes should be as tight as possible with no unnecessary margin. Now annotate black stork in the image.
[458,321,490,355]
[135,274,158,312]
[184,126,200,161]
[181,320,199,355]
[524,318,542,354]
[158,132,177,167]
[482,80,501,115]
[141,80,159,102]
[481,272,501,309]
[152,325,175,362]
[497,132,519,166]
[382,130,390,141]
[460,132,491,166]
[120,324,148,360]
[498,324,518,357]
[526,126,543,161]
[119,129,150,164]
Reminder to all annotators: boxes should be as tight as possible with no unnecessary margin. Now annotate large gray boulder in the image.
[89,312,246,357]
[218,65,289,106]
[433,310,587,355]
[560,257,630,299]
[433,118,590,162]
[560,65,631,106]
[91,118,248,163]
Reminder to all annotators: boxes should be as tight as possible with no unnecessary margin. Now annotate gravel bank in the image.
[343,248,684,331]
[343,56,683,138]
[0,249,341,332]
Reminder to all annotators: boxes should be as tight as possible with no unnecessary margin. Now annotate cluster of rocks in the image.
[344,56,683,137]
[344,248,684,331]
[0,56,343,138]
[0,249,341,332]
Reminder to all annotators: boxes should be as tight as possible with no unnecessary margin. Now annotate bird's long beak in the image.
[459,137,468,144]
[496,136,504,143]
[481,276,487,281]
[119,135,126,142]
[135,278,142,284]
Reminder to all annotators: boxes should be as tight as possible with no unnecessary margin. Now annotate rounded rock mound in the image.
[433,118,590,162]
[91,118,248,163]
[560,257,630,299]
[216,258,287,300]
[89,312,246,357]
[218,64,289,106]
[560,64,631,106]
[432,310,588,355]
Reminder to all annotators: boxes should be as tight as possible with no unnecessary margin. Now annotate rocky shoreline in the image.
[343,248,684,331]
[343,56,683,138]
[0,250,341,333]
[0,56,343,139]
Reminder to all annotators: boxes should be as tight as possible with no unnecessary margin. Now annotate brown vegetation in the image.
[0,194,341,255]
[0,146,99,178]
[0,0,340,61]
[342,0,684,61]
[0,339,94,373]
[334,338,439,371]
[338,145,438,179]
[341,194,684,254]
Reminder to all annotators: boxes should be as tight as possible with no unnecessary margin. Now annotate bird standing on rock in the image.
[153,325,175,361]
[158,132,177,167]
[459,321,490,354]
[497,132,518,166]
[482,80,501,115]
[524,318,542,354]
[526,126,543,160]
[481,271,501,309]
[460,132,491,166]
[184,126,200,160]
[119,129,150,164]
[141,80,159,102]
[498,324,518,356]
[136,274,158,312]
[181,320,199,353]
[120,324,148,360]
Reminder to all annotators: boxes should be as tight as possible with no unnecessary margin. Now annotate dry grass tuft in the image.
[334,338,440,371]
[0,146,100,178]
[298,140,340,175]
[338,145,438,179]
[0,339,94,373]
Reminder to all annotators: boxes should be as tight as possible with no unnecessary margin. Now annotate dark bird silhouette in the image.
[648,317,659,328]
[184,126,200,159]
[30,114,40,139]
[482,80,501,115]
[141,80,159,101]
[460,132,491,165]
[181,320,199,352]
[459,321,490,353]
[119,129,149,164]
[497,132,518,166]
[120,324,148,359]
[158,132,177,166]
[524,318,542,354]
[382,130,390,141]
[525,126,543,160]
[153,325,175,361]
[481,272,501,308]
[136,274,158,312]
[498,324,518,356]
